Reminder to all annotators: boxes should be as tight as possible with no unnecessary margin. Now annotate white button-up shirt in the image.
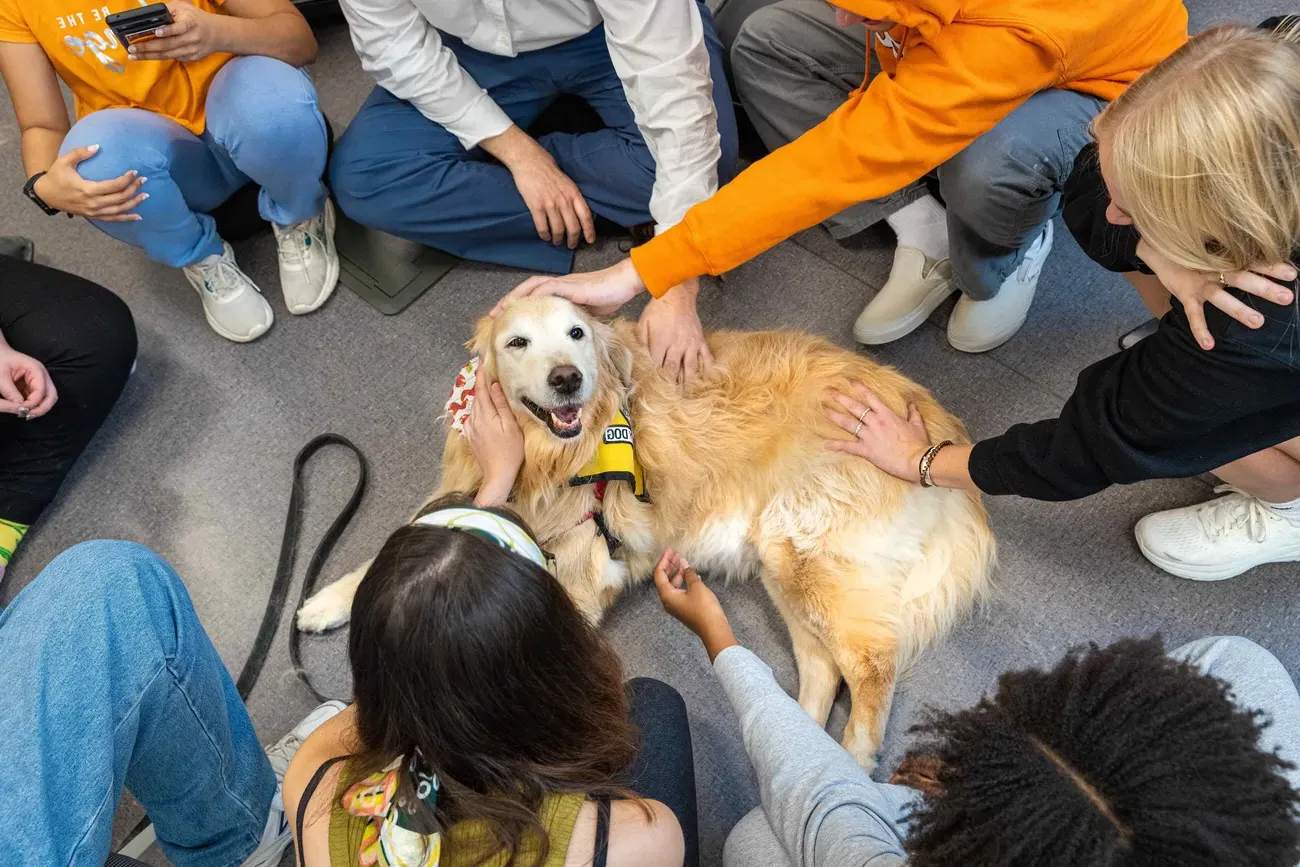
[340,0,722,232]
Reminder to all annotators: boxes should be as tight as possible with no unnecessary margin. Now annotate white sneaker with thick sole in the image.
[1135,485,1300,581]
[853,246,955,345]
[183,242,274,343]
[947,221,1053,353]
[273,199,339,315]
[240,700,349,867]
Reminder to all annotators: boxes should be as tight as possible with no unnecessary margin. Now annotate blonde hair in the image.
[1094,22,1300,273]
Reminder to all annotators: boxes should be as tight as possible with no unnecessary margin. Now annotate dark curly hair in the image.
[902,637,1299,867]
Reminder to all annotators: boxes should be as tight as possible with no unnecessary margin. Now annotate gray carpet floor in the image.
[3,2,1298,863]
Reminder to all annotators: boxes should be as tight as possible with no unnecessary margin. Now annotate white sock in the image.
[886,195,949,262]
[1263,495,1300,527]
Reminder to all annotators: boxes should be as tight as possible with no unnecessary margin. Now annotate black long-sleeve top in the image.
[966,142,1300,501]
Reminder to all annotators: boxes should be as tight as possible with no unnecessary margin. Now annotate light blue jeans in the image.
[0,541,275,867]
[60,55,329,269]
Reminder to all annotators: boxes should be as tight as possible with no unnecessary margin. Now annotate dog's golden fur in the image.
[301,297,995,767]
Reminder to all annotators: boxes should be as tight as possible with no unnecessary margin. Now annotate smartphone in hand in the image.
[106,3,175,46]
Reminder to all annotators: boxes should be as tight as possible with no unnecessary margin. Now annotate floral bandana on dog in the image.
[343,755,441,867]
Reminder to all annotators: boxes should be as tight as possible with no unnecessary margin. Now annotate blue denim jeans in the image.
[329,2,739,274]
[60,55,329,269]
[0,541,275,867]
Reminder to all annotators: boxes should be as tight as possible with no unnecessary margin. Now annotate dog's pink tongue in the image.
[552,405,581,423]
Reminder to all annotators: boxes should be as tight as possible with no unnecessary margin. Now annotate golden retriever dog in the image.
[299,296,995,767]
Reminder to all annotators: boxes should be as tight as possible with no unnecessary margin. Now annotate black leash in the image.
[235,433,368,702]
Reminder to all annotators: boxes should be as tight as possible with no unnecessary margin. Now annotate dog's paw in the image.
[601,557,631,590]
[296,582,354,633]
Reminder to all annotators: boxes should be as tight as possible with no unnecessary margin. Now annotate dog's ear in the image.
[593,318,634,391]
[467,314,498,380]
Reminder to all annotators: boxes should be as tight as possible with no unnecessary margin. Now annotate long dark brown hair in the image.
[344,494,638,866]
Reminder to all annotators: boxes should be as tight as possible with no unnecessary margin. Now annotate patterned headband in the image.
[411,506,547,571]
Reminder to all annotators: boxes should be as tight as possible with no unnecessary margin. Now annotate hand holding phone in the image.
[106,3,174,46]
[120,1,226,63]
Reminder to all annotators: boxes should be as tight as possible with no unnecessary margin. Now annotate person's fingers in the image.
[682,564,703,588]
[825,407,862,437]
[849,382,892,416]
[698,340,714,373]
[1182,299,1215,350]
[1207,286,1265,329]
[682,342,698,384]
[488,381,512,417]
[545,205,566,246]
[575,196,596,245]
[471,385,499,427]
[59,144,101,169]
[637,313,651,349]
[825,439,869,458]
[1227,272,1289,310]
[831,389,870,422]
[98,214,144,223]
[663,343,682,382]
[98,176,147,206]
[526,201,550,242]
[497,276,553,315]
[90,191,149,218]
[1242,257,1294,284]
[559,201,582,250]
[0,372,24,406]
[31,378,57,417]
[17,368,44,408]
[85,170,139,197]
[906,403,926,433]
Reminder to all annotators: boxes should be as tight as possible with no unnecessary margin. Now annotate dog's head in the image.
[471,296,632,440]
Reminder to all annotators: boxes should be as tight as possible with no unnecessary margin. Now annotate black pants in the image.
[0,256,136,525]
[624,677,700,867]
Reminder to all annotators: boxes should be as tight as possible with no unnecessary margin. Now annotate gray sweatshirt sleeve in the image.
[713,645,921,867]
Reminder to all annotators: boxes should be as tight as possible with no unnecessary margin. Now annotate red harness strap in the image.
[542,481,613,549]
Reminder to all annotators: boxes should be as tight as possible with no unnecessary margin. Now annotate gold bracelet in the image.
[918,440,953,488]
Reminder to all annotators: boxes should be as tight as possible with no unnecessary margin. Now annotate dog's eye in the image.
[569,326,585,340]
[506,337,529,349]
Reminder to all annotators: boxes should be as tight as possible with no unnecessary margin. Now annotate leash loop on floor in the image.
[235,433,368,702]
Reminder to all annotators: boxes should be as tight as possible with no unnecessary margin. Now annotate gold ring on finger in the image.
[853,421,863,437]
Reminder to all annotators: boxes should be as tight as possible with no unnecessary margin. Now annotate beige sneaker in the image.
[182,242,274,343]
[947,221,1052,353]
[273,199,339,315]
[853,246,955,345]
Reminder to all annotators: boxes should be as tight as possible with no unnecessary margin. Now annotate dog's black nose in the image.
[548,365,583,396]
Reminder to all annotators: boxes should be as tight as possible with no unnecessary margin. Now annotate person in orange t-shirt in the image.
[500,0,1190,377]
[0,0,338,344]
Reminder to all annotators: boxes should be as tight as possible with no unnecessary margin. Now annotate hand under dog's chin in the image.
[519,395,586,439]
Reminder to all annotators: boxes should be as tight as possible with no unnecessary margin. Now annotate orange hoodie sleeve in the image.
[631,20,1065,296]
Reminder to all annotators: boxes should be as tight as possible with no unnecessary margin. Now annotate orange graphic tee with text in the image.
[0,0,232,133]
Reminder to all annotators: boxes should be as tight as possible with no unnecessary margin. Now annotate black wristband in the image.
[23,172,62,216]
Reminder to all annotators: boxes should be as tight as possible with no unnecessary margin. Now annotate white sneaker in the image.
[240,700,348,867]
[183,242,274,343]
[853,246,955,345]
[1135,486,1300,581]
[947,221,1053,353]
[273,199,339,315]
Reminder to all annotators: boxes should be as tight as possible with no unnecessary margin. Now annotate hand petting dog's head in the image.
[472,297,630,441]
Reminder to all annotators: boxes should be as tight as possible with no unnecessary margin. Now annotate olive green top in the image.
[328,767,587,867]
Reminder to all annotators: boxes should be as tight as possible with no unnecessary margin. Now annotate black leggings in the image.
[0,255,136,525]
[622,677,699,867]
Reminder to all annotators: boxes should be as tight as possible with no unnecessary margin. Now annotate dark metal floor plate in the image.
[335,212,459,315]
